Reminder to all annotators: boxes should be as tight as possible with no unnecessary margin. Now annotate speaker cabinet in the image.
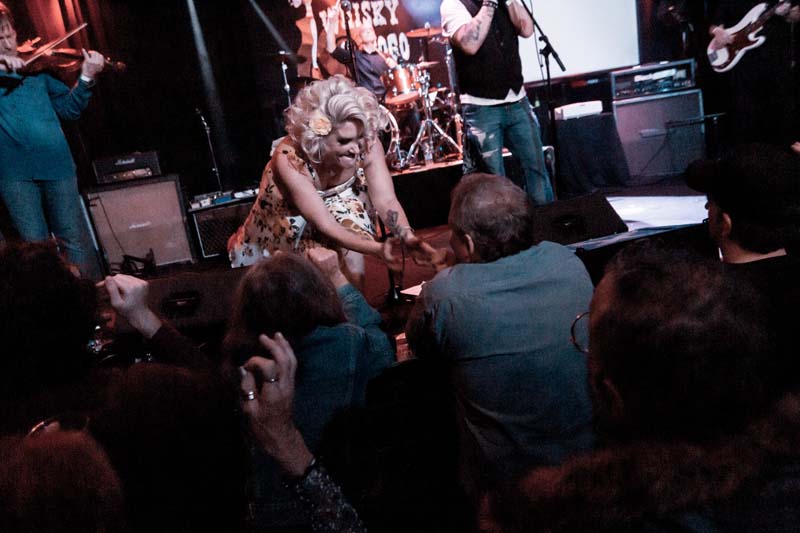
[532,192,628,245]
[189,200,252,259]
[613,89,705,184]
[85,176,195,271]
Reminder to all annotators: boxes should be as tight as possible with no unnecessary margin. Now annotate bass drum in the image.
[378,104,406,170]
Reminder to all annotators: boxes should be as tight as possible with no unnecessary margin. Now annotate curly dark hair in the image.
[223,252,346,364]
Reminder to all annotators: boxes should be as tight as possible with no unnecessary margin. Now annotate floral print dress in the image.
[228,140,376,268]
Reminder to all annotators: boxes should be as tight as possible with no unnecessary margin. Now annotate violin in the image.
[14,23,126,86]
[18,47,127,77]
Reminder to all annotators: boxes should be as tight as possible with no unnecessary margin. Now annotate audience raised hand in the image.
[98,274,162,339]
[307,247,350,289]
[239,333,314,477]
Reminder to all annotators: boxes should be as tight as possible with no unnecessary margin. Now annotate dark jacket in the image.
[487,393,800,532]
[251,283,395,527]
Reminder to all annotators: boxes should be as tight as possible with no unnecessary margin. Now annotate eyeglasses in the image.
[570,311,590,355]
[26,412,90,438]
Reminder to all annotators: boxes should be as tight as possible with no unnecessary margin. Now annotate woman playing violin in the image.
[0,2,105,279]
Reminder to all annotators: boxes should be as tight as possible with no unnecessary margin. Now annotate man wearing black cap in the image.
[687,143,800,392]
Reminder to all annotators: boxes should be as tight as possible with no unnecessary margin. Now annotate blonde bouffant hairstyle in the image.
[284,75,388,164]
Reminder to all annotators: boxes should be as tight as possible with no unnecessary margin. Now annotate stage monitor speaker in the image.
[574,222,718,285]
[190,199,252,259]
[613,89,705,184]
[533,192,628,245]
[85,175,195,271]
[114,267,247,334]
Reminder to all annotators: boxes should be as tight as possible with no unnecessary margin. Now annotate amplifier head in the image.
[93,151,162,184]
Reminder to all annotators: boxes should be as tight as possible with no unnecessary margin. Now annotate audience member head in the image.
[588,243,774,444]
[89,363,247,533]
[686,143,800,254]
[224,252,346,364]
[284,75,388,165]
[0,431,125,533]
[448,173,535,263]
[358,24,378,49]
[0,242,97,396]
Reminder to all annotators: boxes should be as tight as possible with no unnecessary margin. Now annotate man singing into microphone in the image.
[441,0,553,205]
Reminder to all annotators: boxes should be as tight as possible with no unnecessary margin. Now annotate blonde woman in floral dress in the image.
[229,75,430,287]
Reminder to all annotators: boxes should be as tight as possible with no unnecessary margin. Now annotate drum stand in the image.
[405,71,460,166]
[381,106,407,171]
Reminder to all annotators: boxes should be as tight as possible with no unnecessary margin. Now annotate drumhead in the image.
[382,64,420,107]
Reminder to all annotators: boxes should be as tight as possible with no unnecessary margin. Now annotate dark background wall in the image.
[5,0,721,198]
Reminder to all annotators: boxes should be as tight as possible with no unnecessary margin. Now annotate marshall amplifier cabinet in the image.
[85,175,195,270]
[92,151,162,185]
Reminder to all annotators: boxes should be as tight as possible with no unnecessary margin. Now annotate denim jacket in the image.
[251,283,395,527]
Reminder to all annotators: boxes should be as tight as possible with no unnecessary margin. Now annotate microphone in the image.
[341,0,351,10]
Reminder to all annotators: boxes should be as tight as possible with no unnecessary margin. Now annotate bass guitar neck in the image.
[707,1,789,73]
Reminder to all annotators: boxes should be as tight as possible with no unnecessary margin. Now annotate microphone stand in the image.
[341,0,360,84]
[278,51,294,109]
[519,0,565,192]
[196,108,224,194]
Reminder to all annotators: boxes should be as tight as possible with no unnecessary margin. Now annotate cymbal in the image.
[265,51,307,65]
[406,26,442,38]
[416,60,440,69]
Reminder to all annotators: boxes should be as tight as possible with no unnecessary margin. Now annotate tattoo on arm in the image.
[454,7,494,52]
[385,210,400,235]
[465,19,482,45]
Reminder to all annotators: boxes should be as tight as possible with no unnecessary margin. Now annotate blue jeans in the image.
[462,96,554,205]
[0,178,101,279]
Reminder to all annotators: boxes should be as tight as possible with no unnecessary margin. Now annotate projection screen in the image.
[517,0,640,82]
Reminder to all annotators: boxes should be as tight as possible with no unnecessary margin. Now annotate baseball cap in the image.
[686,143,800,226]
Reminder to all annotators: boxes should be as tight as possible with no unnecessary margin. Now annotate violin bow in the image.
[21,23,88,67]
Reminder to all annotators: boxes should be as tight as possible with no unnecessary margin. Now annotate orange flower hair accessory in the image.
[309,111,333,136]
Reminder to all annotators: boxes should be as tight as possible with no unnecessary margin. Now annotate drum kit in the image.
[378,25,462,170]
[267,25,462,170]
